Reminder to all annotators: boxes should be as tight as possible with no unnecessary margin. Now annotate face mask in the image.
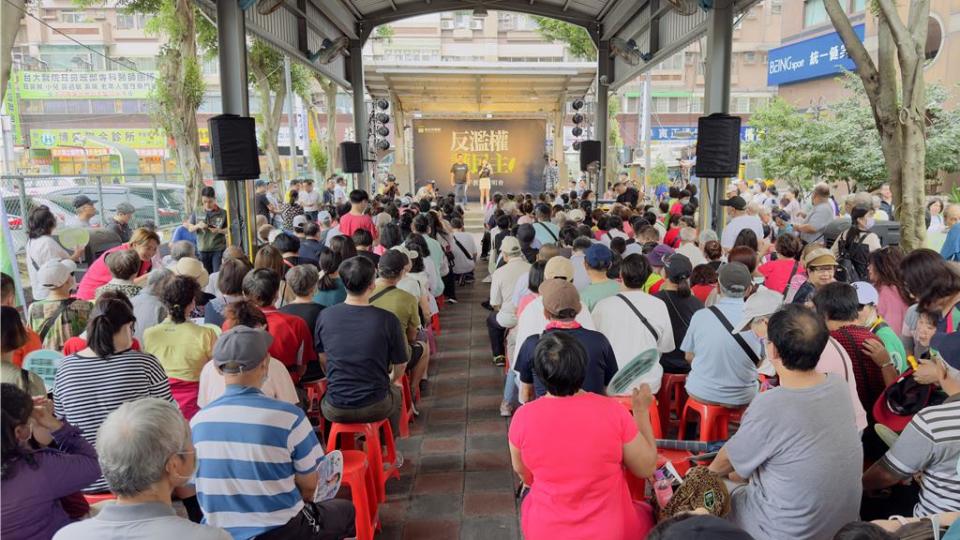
[865,218,876,229]
[784,224,794,234]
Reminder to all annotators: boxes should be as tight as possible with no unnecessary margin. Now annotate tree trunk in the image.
[164,0,203,211]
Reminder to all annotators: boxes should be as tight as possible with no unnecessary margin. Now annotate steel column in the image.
[596,40,611,194]
[700,0,734,234]
[348,40,369,191]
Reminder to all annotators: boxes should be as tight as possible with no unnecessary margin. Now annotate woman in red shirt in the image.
[76,228,159,300]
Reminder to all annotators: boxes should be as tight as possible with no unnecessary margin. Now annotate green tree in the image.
[78,0,216,210]
[607,96,624,184]
[745,97,826,191]
[309,140,328,176]
[824,0,931,249]
[374,25,395,43]
[532,17,596,60]
[650,159,670,186]
[247,39,311,186]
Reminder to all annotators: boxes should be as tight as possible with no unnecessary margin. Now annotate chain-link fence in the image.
[1,173,193,254]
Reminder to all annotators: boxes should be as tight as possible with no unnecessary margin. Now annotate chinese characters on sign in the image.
[450,130,510,153]
[14,71,157,99]
[767,24,864,86]
[651,126,757,142]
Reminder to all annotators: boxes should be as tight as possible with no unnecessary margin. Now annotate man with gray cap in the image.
[191,325,355,540]
[681,262,763,410]
[66,195,98,228]
[487,236,531,367]
[107,202,136,242]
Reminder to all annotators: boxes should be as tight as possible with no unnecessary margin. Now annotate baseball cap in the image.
[499,236,522,257]
[852,281,879,306]
[173,257,210,288]
[317,210,332,225]
[719,196,747,211]
[873,369,939,432]
[772,209,791,222]
[115,202,135,215]
[38,259,77,290]
[653,515,753,540]
[213,325,274,374]
[663,252,693,280]
[803,247,837,268]
[567,208,585,222]
[733,286,783,333]
[255,179,269,188]
[585,243,613,269]
[539,279,581,317]
[543,256,574,282]
[718,262,752,294]
[73,195,94,209]
[646,243,675,268]
[292,215,308,231]
[378,249,408,277]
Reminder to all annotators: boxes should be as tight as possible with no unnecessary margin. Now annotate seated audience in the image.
[682,262,762,408]
[204,256,252,327]
[254,245,296,306]
[240,268,315,381]
[298,222,324,266]
[515,279,618,401]
[144,275,217,420]
[792,247,837,306]
[708,304,863,540]
[655,255,704,375]
[313,250,347,307]
[758,233,805,296]
[28,259,93,351]
[854,281,909,372]
[94,249,143,300]
[1,307,46,395]
[580,243,621,311]
[0,274,41,367]
[1,383,100,540]
[487,237,532,367]
[372,251,429,396]
[316,256,407,435]
[192,326,355,539]
[592,254,675,393]
[353,228,380,266]
[509,333,657,539]
[53,398,230,539]
[867,247,911,339]
[54,296,174,492]
[131,268,172,342]
[76,228,159,300]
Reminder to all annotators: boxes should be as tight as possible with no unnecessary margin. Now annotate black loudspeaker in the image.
[340,141,363,173]
[694,113,741,177]
[208,115,260,181]
[579,140,601,172]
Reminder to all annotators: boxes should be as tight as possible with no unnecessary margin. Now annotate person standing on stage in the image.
[478,159,492,209]
[544,157,559,194]
[450,153,471,207]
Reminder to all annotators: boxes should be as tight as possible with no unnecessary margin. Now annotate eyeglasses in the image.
[809,265,836,274]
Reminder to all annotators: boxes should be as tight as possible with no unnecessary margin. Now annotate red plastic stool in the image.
[430,313,441,334]
[302,379,328,435]
[341,450,378,540]
[398,376,414,438]
[326,420,399,503]
[678,397,745,442]
[611,396,663,438]
[437,295,446,310]
[656,373,688,435]
[83,492,116,505]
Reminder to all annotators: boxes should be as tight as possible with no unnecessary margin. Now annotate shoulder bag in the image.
[708,306,761,366]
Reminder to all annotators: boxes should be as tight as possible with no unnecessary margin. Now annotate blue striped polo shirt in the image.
[190,385,324,540]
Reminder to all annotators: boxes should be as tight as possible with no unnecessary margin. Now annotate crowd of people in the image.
[2,175,959,540]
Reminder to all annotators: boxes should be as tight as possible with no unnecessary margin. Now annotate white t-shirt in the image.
[450,232,477,275]
[299,189,321,211]
[677,242,707,267]
[25,236,71,301]
[333,185,347,204]
[591,290,675,393]
[490,258,531,308]
[511,296,594,367]
[720,214,764,249]
[599,229,629,247]
[196,357,299,408]
[570,253,591,292]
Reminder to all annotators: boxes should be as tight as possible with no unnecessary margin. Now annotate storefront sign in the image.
[650,126,758,142]
[30,128,166,149]
[767,24,865,86]
[13,70,157,99]
[412,119,547,193]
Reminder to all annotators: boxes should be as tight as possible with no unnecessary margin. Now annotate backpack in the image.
[835,232,869,283]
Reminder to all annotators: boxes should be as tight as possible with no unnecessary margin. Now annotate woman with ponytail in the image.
[143,275,217,420]
[654,253,704,375]
[53,297,173,493]
[313,249,347,307]
[1,383,100,540]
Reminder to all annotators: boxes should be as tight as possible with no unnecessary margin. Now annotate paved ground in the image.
[376,265,520,540]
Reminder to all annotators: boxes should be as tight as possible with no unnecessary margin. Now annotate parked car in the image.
[42,184,183,231]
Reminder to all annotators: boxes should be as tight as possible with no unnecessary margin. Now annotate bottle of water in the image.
[654,470,673,508]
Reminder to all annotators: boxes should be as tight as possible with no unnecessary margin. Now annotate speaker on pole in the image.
[208,114,260,181]
[339,141,363,173]
[694,113,741,178]
[579,140,601,172]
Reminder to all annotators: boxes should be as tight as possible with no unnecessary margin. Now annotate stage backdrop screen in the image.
[412,119,547,194]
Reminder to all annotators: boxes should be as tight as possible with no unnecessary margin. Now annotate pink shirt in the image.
[338,213,378,239]
[76,244,150,300]
[757,258,805,294]
[877,285,908,338]
[816,337,868,431]
[509,392,642,540]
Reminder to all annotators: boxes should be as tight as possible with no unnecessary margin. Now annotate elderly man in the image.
[939,204,960,261]
[55,398,230,540]
[675,227,706,267]
[163,240,196,269]
[487,237,532,367]
[192,326,355,539]
[682,262,762,409]
[107,202,136,242]
[131,268,173,342]
[718,196,763,250]
[796,183,835,245]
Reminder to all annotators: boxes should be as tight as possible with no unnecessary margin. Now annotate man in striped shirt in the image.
[863,357,960,517]
[191,326,355,540]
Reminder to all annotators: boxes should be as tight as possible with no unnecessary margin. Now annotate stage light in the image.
[377,126,390,137]
[572,126,583,137]
[572,99,584,110]
[376,139,391,151]
[376,113,390,124]
[376,99,390,110]
[572,140,582,151]
[572,113,584,125]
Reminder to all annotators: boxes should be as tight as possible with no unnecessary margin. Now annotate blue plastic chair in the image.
[23,350,65,394]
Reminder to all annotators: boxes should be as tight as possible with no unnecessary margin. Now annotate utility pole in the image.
[639,71,652,193]
[284,55,297,180]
